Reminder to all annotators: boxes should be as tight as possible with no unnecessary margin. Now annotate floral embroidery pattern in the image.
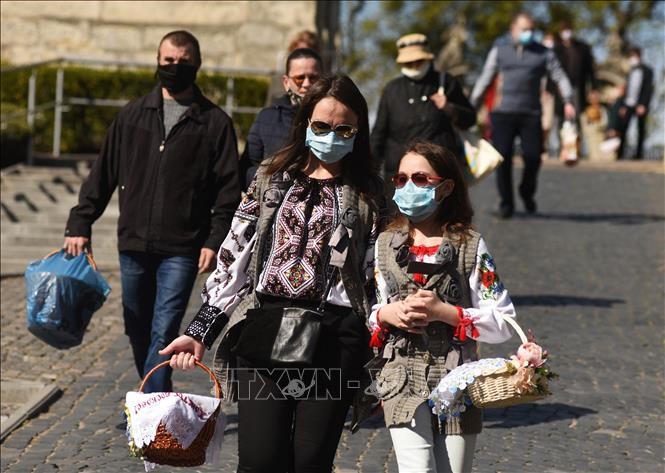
[478,252,504,300]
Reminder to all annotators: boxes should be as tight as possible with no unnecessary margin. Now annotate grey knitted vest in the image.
[374,227,483,434]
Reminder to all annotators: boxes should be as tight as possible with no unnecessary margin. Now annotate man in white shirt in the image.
[617,47,654,160]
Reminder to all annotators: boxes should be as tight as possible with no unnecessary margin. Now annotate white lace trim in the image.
[125,391,224,470]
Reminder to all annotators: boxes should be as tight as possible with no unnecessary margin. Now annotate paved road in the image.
[1,161,663,472]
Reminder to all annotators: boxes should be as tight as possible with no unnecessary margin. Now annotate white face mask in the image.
[629,56,640,67]
[401,61,430,80]
[560,29,573,41]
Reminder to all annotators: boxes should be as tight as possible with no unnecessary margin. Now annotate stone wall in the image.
[0,1,317,71]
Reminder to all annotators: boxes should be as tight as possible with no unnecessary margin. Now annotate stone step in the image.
[2,248,120,269]
[2,244,119,258]
[0,204,120,217]
[0,195,119,217]
[1,234,118,248]
[1,164,87,177]
[1,257,120,276]
[0,223,117,235]
[0,177,85,190]
[0,210,120,223]
[1,195,78,213]
[0,176,84,186]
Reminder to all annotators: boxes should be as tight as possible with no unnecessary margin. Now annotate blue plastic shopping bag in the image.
[25,250,111,349]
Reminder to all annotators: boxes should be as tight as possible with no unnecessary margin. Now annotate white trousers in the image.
[389,403,477,473]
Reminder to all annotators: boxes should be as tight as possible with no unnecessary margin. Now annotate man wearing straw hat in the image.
[371,33,476,188]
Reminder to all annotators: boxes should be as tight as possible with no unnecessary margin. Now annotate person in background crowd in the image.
[470,12,575,219]
[288,29,320,52]
[371,33,476,188]
[267,30,321,106]
[580,89,610,161]
[63,31,240,393]
[540,32,557,159]
[616,46,654,160]
[161,74,384,473]
[369,140,515,473]
[241,48,322,188]
[552,21,597,135]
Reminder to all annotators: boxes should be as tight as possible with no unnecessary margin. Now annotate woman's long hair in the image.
[266,74,381,196]
[388,140,474,240]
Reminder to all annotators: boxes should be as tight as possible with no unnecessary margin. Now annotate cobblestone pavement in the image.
[1,162,664,472]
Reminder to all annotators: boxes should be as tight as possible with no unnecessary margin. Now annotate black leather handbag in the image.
[232,306,323,366]
[232,269,337,366]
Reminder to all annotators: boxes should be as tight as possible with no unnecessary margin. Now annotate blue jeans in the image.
[119,251,198,393]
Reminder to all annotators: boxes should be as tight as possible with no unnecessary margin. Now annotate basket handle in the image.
[138,360,222,399]
[500,314,529,344]
[46,249,98,272]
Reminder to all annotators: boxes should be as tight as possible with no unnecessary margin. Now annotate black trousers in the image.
[235,297,369,473]
[617,107,648,160]
[491,112,543,211]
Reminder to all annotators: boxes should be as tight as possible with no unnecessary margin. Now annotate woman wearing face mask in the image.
[368,140,516,473]
[371,33,476,184]
[160,74,384,473]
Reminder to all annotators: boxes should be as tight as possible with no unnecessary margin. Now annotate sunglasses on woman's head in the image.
[309,120,359,139]
[391,172,445,189]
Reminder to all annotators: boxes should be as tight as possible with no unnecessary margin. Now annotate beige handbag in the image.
[463,132,504,183]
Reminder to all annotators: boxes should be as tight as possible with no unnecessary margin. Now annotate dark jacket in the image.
[240,94,296,189]
[631,64,654,109]
[370,67,476,176]
[66,84,240,256]
[552,39,597,112]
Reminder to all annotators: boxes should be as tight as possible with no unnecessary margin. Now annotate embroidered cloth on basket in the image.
[428,358,508,418]
[125,391,226,471]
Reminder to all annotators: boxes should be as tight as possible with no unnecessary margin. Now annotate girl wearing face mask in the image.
[161,74,384,473]
[368,140,516,473]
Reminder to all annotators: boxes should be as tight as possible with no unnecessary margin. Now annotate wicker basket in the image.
[466,315,547,409]
[136,360,222,467]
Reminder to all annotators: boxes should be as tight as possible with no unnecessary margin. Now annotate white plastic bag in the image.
[463,131,504,183]
[559,120,579,166]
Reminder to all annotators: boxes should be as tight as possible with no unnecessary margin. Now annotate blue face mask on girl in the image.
[392,180,445,222]
[305,127,356,164]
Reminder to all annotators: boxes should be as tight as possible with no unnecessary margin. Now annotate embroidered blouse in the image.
[369,237,515,344]
[199,172,378,316]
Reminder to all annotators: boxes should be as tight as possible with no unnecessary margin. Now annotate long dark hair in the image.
[266,74,381,196]
[389,140,474,239]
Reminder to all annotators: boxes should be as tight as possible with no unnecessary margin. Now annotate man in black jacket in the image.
[240,47,322,188]
[616,46,654,160]
[552,22,597,128]
[370,33,476,184]
[63,31,240,392]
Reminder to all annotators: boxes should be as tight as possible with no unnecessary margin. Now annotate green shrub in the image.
[0,64,269,154]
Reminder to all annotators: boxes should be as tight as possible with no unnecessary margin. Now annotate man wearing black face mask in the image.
[64,30,240,393]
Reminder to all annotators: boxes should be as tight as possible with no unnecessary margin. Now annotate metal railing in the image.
[1,55,276,158]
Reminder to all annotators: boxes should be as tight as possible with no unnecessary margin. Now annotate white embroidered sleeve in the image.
[368,243,390,331]
[202,214,257,314]
[463,237,516,343]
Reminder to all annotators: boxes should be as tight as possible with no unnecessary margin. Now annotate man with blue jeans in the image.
[64,31,240,392]
[471,12,576,219]
[118,253,199,392]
